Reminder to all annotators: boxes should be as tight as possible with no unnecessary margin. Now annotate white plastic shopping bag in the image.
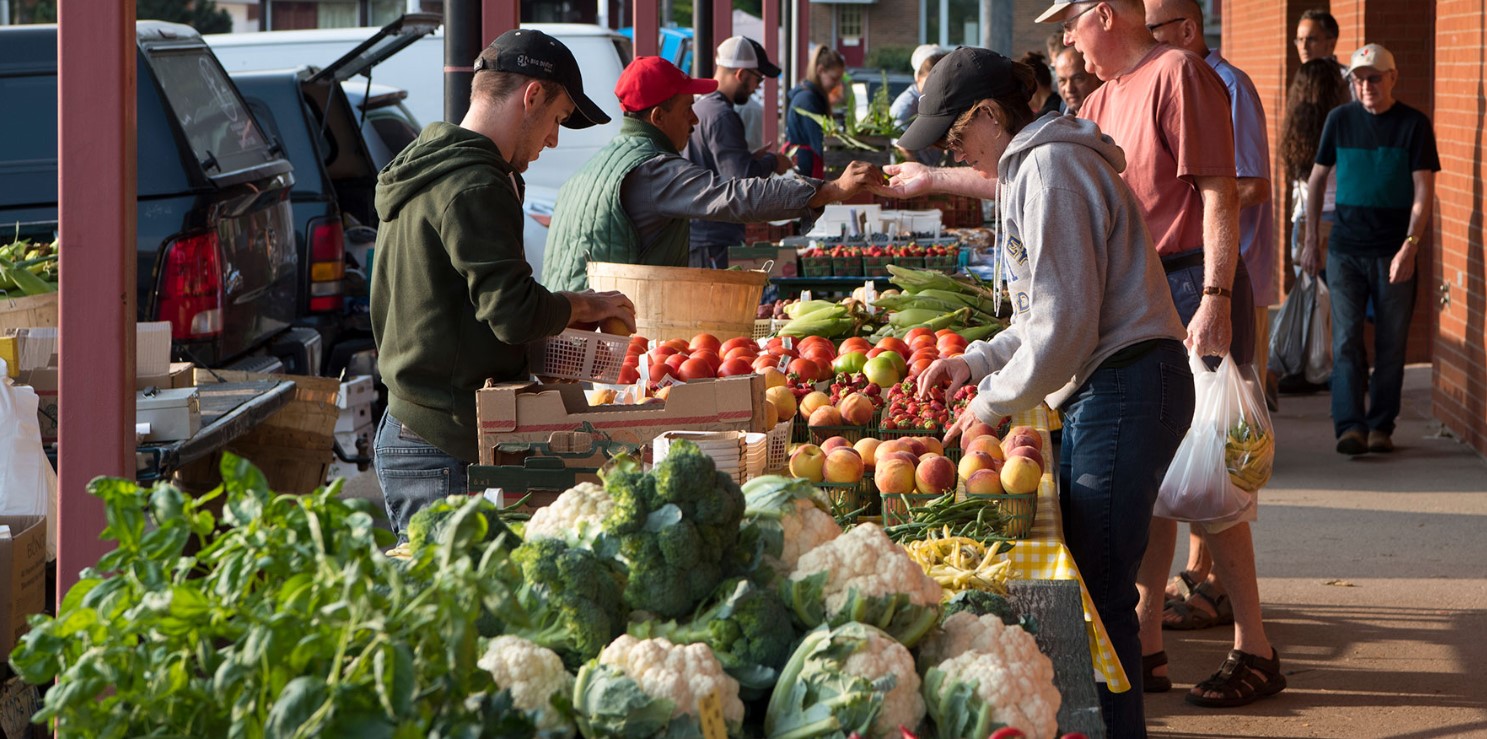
[1156,351,1274,522]
[1304,275,1332,385]
[0,358,58,559]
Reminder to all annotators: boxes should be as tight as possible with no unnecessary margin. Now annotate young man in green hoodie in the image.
[371,29,635,535]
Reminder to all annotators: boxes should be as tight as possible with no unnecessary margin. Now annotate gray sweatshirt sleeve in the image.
[622,154,820,225]
[962,184,1106,419]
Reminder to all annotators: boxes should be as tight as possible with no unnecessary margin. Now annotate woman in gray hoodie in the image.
[893,48,1194,737]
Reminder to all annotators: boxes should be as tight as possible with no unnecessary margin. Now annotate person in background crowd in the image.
[1294,8,1346,74]
[1277,58,1349,370]
[786,45,846,178]
[371,30,635,535]
[686,36,793,269]
[542,57,881,292]
[898,46,1194,739]
[1054,46,1103,115]
[1047,0,1284,720]
[1046,28,1068,67]
[892,46,949,164]
[1143,0,1281,698]
[1020,51,1064,115]
[1300,44,1440,456]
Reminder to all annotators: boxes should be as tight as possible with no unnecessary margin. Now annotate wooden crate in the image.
[0,293,57,332]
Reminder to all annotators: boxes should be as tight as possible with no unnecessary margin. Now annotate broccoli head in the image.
[406,495,521,554]
[510,537,628,668]
[598,441,747,620]
[629,578,797,697]
[941,589,1033,631]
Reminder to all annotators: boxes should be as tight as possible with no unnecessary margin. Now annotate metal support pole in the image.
[633,0,659,57]
[445,0,478,123]
[763,0,780,145]
[938,0,949,46]
[693,0,713,78]
[56,0,137,596]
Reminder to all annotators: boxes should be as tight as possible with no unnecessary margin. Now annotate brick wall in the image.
[1430,1,1487,456]
[869,0,922,51]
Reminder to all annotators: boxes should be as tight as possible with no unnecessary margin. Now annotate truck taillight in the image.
[159,232,223,340]
[309,219,345,313]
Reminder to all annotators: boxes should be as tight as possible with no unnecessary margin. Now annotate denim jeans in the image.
[1058,339,1194,738]
[1165,253,1256,367]
[1327,251,1416,438]
[374,411,469,538]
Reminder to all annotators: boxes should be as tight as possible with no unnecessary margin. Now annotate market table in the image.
[768,275,892,299]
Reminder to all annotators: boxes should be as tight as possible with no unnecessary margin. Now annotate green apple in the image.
[862,356,902,388]
[831,351,868,375]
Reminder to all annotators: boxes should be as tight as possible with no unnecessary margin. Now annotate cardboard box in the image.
[728,245,799,279]
[473,375,765,495]
[136,362,196,392]
[336,375,374,410]
[335,401,372,433]
[0,676,40,739]
[0,516,46,665]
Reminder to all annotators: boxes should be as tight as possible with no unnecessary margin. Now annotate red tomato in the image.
[719,337,754,355]
[909,334,937,352]
[690,349,722,372]
[617,366,640,384]
[839,337,872,355]
[665,353,688,370]
[718,358,754,377]
[689,333,721,353]
[722,346,756,363]
[904,327,933,342]
[662,338,690,353]
[934,328,957,338]
[753,354,780,372]
[648,362,677,383]
[908,348,939,366]
[875,337,911,357]
[787,357,821,382]
[678,357,715,381]
[908,358,934,378]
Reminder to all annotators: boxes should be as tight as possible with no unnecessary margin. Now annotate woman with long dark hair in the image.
[1280,59,1349,275]
[785,45,846,178]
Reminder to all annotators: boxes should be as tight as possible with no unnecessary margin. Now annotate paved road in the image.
[337,366,1487,737]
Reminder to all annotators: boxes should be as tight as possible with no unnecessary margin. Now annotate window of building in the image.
[838,5,863,39]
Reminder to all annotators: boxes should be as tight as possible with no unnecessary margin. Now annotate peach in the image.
[838,393,876,426]
[808,406,843,428]
[966,435,1005,461]
[853,437,882,468]
[1004,425,1042,452]
[1000,456,1042,494]
[874,458,917,495]
[789,444,826,482]
[820,436,852,453]
[902,437,929,457]
[759,366,788,389]
[915,455,957,494]
[799,391,831,418]
[959,422,996,451]
[765,386,797,419]
[964,468,1005,495]
[1007,445,1044,471]
[763,400,780,428]
[920,436,945,457]
[881,451,920,468]
[957,450,999,482]
[823,448,865,483]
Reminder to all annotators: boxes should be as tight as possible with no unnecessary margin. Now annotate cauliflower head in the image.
[778,498,842,572]
[477,636,576,737]
[917,611,1044,673]
[783,523,943,647]
[738,475,841,579]
[765,623,926,739]
[525,482,613,544]
[922,627,1060,739]
[598,635,744,725]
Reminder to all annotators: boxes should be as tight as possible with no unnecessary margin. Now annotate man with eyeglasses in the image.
[1299,44,1439,458]
[686,36,793,268]
[1294,8,1345,74]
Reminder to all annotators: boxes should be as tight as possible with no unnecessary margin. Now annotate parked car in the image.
[0,21,319,373]
[207,22,632,277]
[215,13,438,378]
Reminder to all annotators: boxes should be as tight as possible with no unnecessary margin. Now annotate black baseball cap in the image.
[474,29,611,129]
[898,47,1027,151]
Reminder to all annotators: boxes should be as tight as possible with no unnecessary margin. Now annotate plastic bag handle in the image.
[1188,347,1231,375]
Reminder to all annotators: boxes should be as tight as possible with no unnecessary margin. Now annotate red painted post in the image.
[482,0,520,45]
[763,0,780,146]
[713,0,732,49]
[633,0,659,57]
[56,0,136,595]
[797,0,812,83]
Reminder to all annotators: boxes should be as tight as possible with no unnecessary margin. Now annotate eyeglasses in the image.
[1061,3,1099,34]
[1294,35,1332,45]
[1352,73,1386,86]
[742,69,764,85]
[1146,17,1184,33]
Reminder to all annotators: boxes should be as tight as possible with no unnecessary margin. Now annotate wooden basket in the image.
[586,262,767,343]
[0,292,58,332]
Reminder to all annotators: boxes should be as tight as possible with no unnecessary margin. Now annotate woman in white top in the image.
[1280,59,1350,277]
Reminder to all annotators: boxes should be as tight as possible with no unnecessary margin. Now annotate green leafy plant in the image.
[9,454,557,738]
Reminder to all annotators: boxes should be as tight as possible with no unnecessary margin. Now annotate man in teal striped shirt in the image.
[1299,43,1440,456]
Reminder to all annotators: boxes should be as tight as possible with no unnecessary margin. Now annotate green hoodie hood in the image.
[376,121,523,222]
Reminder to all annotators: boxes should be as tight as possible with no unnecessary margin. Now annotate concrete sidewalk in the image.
[1148,365,1487,738]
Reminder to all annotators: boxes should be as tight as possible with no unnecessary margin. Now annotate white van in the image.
[208,23,632,274]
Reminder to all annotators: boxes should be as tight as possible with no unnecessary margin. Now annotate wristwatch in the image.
[1201,285,1232,298]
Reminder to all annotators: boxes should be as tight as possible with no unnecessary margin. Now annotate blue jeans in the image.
[374,411,469,538]
[1165,252,1256,367]
[1059,339,1194,738]
[1327,251,1416,438]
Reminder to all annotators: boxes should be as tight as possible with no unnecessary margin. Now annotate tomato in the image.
[831,351,869,375]
[678,357,715,381]
[722,346,756,363]
[665,353,688,370]
[617,366,640,384]
[909,358,934,378]
[909,334,937,352]
[718,358,754,377]
[689,333,721,354]
[934,328,957,338]
[753,354,780,372]
[662,338,690,353]
[718,337,754,355]
[787,357,822,383]
[838,337,872,355]
[875,337,911,357]
[908,348,939,366]
[904,327,933,342]
[690,349,722,373]
[648,362,677,383]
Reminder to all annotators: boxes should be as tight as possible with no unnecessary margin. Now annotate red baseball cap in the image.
[615,56,719,113]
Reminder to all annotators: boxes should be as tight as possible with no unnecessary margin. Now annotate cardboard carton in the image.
[473,375,765,495]
[0,516,46,665]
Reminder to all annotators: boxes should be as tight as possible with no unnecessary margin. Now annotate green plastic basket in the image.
[963,491,1038,539]
[801,259,833,277]
[819,478,879,519]
[879,490,947,527]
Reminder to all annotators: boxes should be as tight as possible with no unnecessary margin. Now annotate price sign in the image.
[697,690,727,739]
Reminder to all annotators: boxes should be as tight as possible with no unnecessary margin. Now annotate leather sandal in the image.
[1164,570,1201,609]
[1143,651,1172,693]
[1163,581,1235,631]
[1186,648,1287,708]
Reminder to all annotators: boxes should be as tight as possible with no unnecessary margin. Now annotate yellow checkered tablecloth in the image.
[1007,405,1129,693]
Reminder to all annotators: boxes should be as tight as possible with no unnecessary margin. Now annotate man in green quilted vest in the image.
[542,56,880,292]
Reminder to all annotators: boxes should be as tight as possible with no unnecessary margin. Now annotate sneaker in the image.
[1336,429,1367,455]
[1368,430,1394,453]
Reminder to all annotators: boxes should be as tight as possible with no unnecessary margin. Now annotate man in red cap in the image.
[541,57,880,291]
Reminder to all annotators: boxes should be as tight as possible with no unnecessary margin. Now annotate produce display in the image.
[0,237,58,295]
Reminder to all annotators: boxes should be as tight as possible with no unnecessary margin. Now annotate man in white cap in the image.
[686,36,791,268]
[1300,43,1439,456]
